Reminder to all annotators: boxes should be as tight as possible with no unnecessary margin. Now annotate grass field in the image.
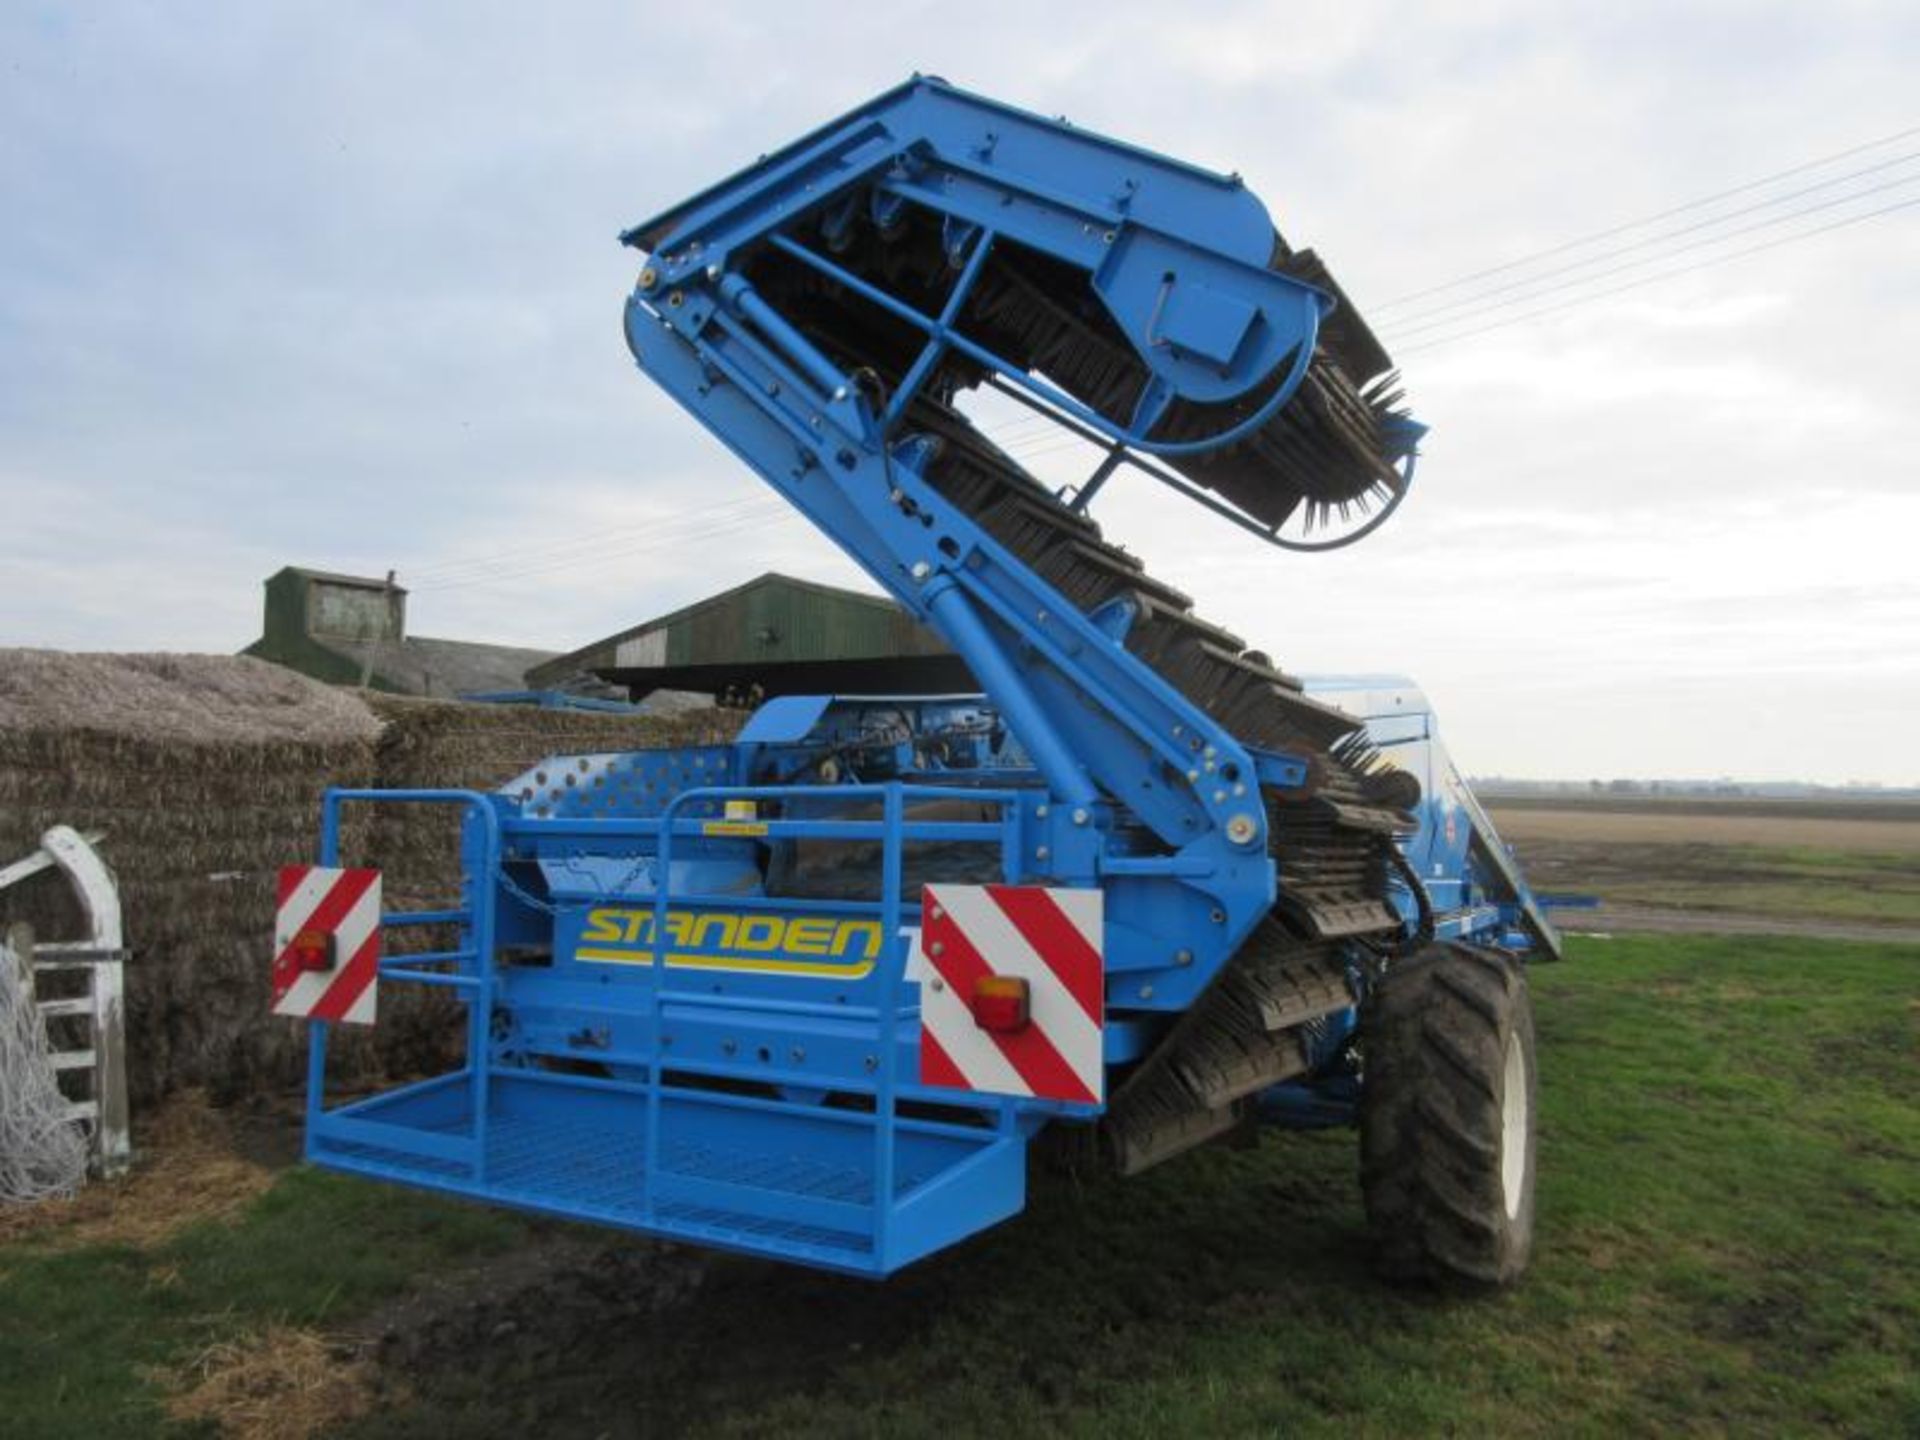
[1488,800,1920,933]
[3,933,1917,1438]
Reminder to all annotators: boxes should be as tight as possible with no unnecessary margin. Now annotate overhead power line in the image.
[1387,148,1920,329]
[411,499,790,593]
[1375,121,1920,311]
[404,496,776,584]
[404,497,780,588]
[1395,194,1920,356]
[1383,170,1920,345]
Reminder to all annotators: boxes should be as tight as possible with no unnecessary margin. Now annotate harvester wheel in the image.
[1359,941,1537,1289]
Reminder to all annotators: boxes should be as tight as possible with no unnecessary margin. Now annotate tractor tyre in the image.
[1359,940,1537,1289]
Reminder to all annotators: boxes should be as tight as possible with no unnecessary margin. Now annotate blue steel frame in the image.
[289,82,1569,1278]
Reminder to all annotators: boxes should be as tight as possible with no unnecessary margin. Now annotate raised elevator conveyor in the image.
[619,77,1431,1171]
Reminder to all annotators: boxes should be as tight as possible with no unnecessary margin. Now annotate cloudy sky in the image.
[3,2,1915,783]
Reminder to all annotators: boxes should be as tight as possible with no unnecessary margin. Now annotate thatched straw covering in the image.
[0,650,382,744]
[0,653,379,1107]
[0,651,739,1111]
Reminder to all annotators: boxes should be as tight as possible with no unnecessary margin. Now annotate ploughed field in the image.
[3,932,1917,1438]
[1487,795,1920,939]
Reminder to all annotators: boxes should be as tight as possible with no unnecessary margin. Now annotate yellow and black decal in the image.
[573,906,884,978]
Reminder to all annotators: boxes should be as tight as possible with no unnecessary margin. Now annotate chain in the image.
[493,864,562,917]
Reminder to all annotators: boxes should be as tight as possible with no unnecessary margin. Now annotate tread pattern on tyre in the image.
[1359,941,1537,1288]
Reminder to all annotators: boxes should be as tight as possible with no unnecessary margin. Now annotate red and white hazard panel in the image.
[918,883,1104,1105]
[271,866,383,1025]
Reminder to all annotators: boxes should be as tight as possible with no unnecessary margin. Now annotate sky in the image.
[2,1,1915,784]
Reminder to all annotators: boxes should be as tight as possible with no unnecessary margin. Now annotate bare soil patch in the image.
[1493,808,1920,942]
[1488,805,1920,854]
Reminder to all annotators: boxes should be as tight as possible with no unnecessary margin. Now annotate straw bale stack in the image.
[0,652,381,1107]
[336,697,742,1084]
[360,695,739,915]
[0,653,741,1110]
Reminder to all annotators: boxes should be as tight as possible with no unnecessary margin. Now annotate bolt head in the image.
[1226,812,1259,845]
[1072,807,1089,825]
[910,561,931,581]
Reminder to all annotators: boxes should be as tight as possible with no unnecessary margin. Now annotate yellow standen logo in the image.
[575,907,884,978]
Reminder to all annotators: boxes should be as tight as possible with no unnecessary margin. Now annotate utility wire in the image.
[404,130,1920,586]
[1387,148,1920,328]
[1396,194,1920,356]
[1375,121,1920,311]
[404,496,778,584]
[1384,173,1920,344]
[412,502,791,592]
[416,509,787,592]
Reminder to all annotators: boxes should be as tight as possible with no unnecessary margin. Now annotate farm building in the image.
[525,572,974,704]
[242,566,564,698]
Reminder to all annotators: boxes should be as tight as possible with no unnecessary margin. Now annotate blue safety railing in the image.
[307,789,501,1178]
[303,779,1043,1273]
[643,781,1023,1261]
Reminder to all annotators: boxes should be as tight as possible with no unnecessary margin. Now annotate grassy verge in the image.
[3,934,1917,1437]
[0,1167,531,1436]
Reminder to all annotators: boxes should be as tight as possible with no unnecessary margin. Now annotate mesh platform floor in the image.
[317,1111,943,1257]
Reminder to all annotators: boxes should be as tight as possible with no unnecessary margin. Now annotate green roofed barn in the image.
[525,572,974,706]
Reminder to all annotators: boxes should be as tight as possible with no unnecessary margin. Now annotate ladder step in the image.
[58,1100,98,1124]
[36,997,93,1018]
[33,943,127,961]
[50,1049,97,1071]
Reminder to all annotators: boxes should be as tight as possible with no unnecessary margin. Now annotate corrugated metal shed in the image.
[527,573,974,703]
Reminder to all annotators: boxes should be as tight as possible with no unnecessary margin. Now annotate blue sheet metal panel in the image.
[633,76,1283,275]
[1154,278,1261,366]
[737,693,837,743]
[500,745,741,822]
